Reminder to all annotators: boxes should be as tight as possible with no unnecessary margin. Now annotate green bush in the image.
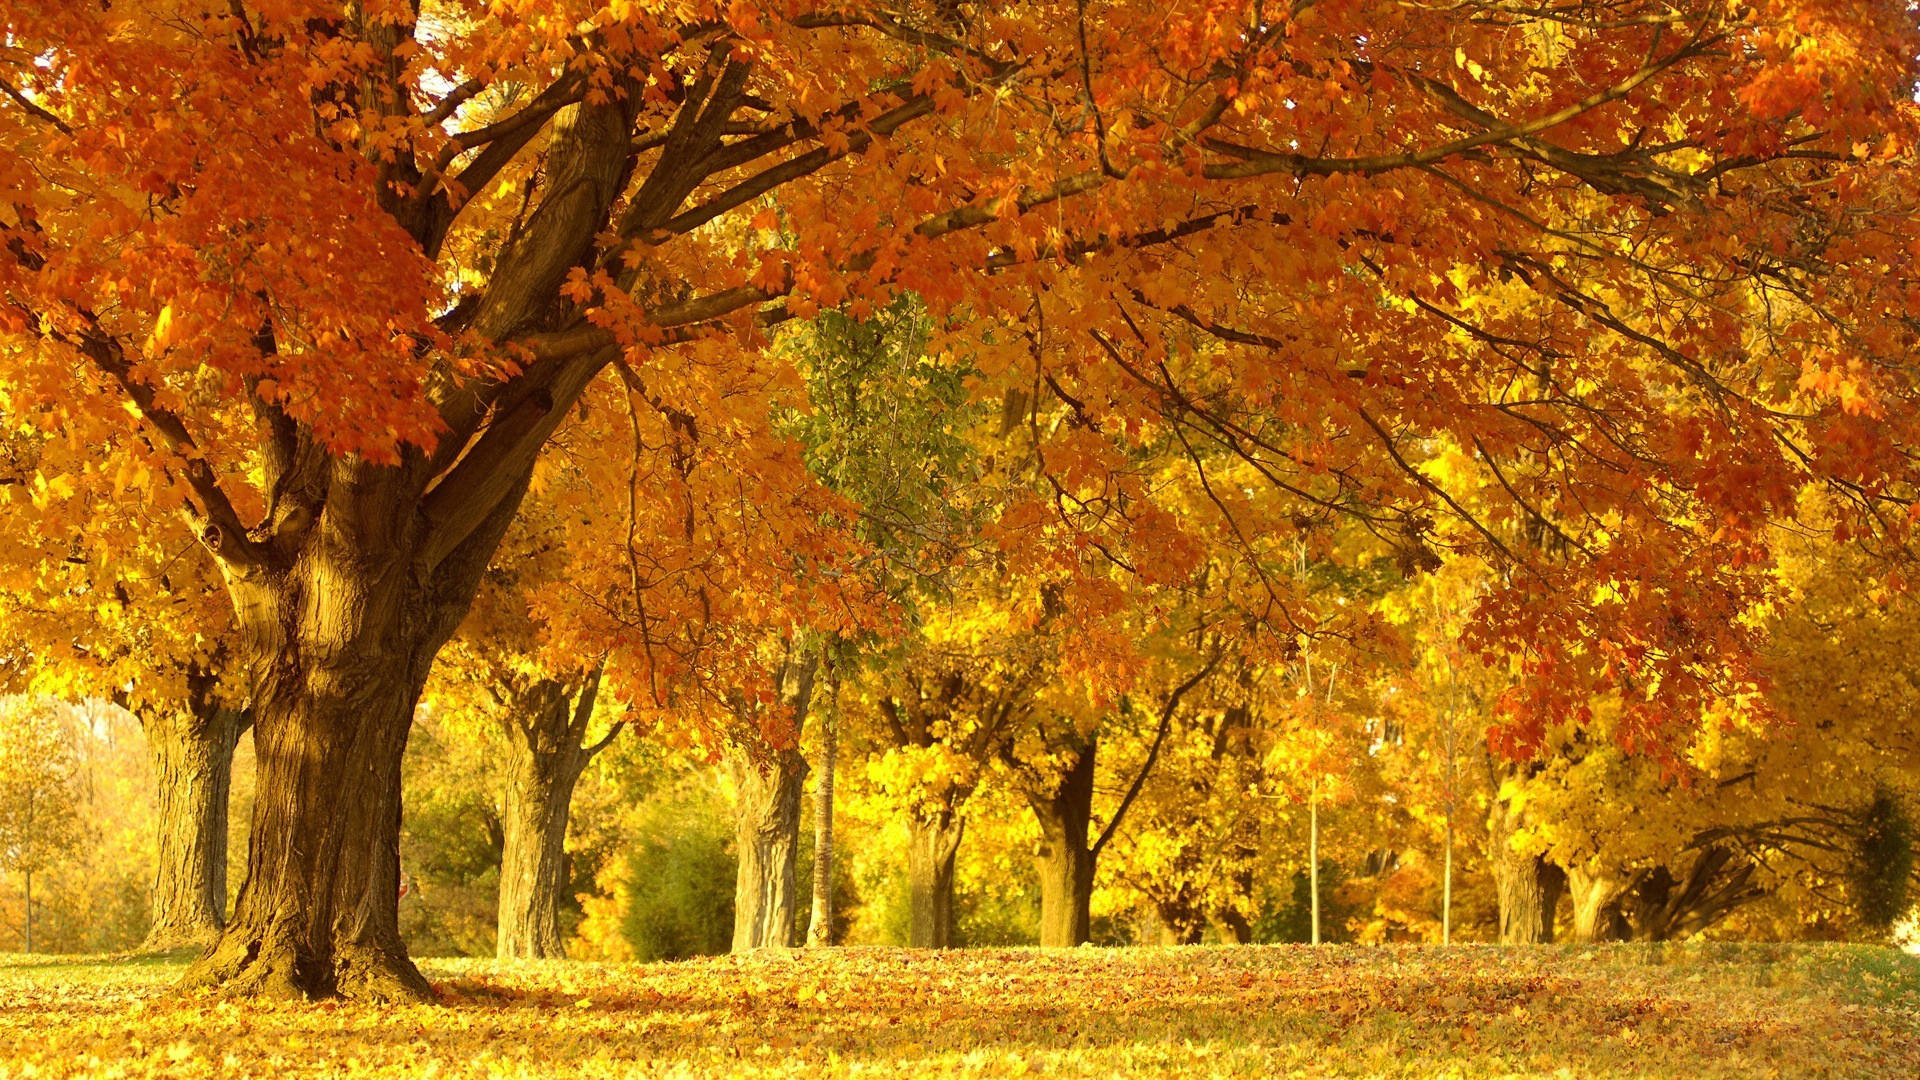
[618,777,736,962]
[1851,789,1916,936]
[1252,863,1358,944]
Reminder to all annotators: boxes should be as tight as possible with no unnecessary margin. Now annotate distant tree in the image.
[0,698,90,953]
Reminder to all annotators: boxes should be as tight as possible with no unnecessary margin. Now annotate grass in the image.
[2,944,1916,1078]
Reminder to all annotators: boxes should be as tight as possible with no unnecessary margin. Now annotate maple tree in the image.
[428,539,625,960]
[995,613,1223,946]
[0,605,250,951]
[1098,667,1275,944]
[5,0,1920,1000]
[854,599,1050,948]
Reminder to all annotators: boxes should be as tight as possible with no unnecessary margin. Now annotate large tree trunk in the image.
[1029,739,1097,948]
[495,671,610,959]
[906,810,964,948]
[141,690,250,951]
[182,470,527,1001]
[184,657,430,1000]
[171,75,644,1001]
[1489,795,1564,944]
[1494,852,1565,944]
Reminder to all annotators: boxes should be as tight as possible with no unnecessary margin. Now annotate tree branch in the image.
[1093,645,1221,856]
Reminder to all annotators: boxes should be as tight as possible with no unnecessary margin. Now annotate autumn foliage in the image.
[2,0,1920,1010]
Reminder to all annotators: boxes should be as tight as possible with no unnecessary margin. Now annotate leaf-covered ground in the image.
[4,945,1917,1079]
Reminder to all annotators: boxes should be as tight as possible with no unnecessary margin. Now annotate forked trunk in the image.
[142,695,250,951]
[495,673,607,959]
[1149,892,1209,946]
[906,810,963,948]
[1029,741,1097,948]
[1153,904,1205,945]
[1623,847,1763,941]
[1216,909,1253,945]
[172,71,637,999]
[183,472,520,1000]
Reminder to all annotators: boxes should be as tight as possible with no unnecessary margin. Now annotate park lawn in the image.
[2,945,1917,1079]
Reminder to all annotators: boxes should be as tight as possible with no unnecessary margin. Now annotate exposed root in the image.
[333,942,435,1003]
[139,923,221,955]
[177,928,432,1003]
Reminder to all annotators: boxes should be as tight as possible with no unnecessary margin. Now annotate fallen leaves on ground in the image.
[3,944,1916,1079]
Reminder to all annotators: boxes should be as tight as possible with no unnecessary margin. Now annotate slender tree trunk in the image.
[905,810,963,948]
[1309,780,1322,945]
[496,739,587,959]
[495,671,610,960]
[1442,815,1454,946]
[21,867,30,955]
[142,696,250,951]
[806,667,837,948]
[1029,740,1097,948]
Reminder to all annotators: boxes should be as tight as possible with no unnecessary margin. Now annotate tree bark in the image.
[1489,795,1564,944]
[905,810,963,948]
[181,469,529,1001]
[1029,738,1097,948]
[1567,864,1633,944]
[495,670,612,959]
[729,746,809,951]
[141,690,250,951]
[729,650,818,952]
[147,65,660,1002]
[184,661,428,999]
[805,658,838,948]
